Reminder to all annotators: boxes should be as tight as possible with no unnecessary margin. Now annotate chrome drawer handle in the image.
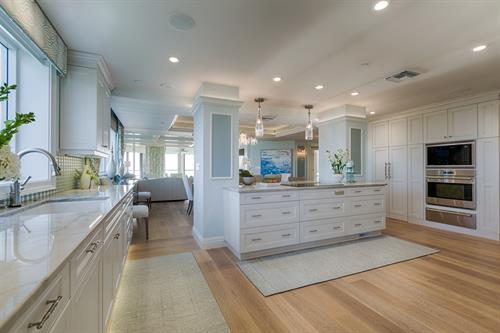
[281,233,292,237]
[374,220,382,224]
[309,229,318,233]
[374,203,381,206]
[251,196,262,200]
[85,240,101,254]
[333,226,342,230]
[373,189,381,192]
[251,214,262,218]
[28,296,63,329]
[309,208,318,212]
[282,211,292,215]
[334,190,344,195]
[251,238,262,242]
[354,190,362,193]
[332,206,341,210]
[354,223,362,227]
[354,204,362,208]
[282,194,292,198]
[114,233,121,239]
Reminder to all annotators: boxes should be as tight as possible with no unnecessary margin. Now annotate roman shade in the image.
[0,0,67,75]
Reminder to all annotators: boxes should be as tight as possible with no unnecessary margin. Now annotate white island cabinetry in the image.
[224,184,387,259]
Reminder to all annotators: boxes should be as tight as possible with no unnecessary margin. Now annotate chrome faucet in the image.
[9,148,62,207]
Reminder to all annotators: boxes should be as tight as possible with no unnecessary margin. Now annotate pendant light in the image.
[255,97,265,137]
[304,104,314,141]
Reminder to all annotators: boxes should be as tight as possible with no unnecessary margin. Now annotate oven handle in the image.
[426,177,475,184]
[426,208,474,218]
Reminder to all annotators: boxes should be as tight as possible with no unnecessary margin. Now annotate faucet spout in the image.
[17,148,62,176]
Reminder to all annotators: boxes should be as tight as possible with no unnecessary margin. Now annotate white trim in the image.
[209,112,233,180]
[68,50,114,91]
[192,226,226,249]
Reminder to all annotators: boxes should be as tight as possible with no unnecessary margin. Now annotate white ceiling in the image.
[39,0,500,135]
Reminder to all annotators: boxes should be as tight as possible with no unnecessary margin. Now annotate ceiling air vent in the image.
[385,70,421,83]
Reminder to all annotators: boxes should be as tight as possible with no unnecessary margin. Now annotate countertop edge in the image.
[224,182,388,193]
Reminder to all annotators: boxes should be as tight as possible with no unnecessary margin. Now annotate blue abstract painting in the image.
[261,149,292,175]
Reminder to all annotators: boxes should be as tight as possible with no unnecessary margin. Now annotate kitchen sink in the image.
[0,197,110,217]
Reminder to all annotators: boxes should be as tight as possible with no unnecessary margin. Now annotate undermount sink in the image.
[1,197,110,217]
[47,196,110,203]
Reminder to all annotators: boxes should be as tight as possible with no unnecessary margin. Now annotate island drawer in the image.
[347,186,385,196]
[241,191,299,205]
[299,188,347,200]
[349,214,385,234]
[300,218,346,243]
[70,225,103,293]
[300,198,346,221]
[241,201,299,229]
[10,263,70,333]
[349,196,385,215]
[241,223,300,253]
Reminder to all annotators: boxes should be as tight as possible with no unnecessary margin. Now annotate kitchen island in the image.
[224,182,387,259]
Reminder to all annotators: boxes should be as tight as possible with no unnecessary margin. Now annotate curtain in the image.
[0,0,68,75]
[145,146,165,179]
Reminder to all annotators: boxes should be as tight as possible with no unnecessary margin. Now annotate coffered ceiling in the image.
[39,0,500,138]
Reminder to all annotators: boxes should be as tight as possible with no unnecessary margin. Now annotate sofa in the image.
[136,177,187,202]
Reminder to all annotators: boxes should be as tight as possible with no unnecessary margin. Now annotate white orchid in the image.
[0,145,20,181]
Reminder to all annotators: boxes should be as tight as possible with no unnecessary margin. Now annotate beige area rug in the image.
[108,252,230,333]
[238,235,438,296]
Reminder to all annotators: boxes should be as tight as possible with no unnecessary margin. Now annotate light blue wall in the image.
[246,140,295,175]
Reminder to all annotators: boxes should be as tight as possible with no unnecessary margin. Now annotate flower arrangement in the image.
[326,149,349,174]
[0,83,35,181]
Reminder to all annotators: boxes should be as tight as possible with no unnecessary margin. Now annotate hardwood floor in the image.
[127,202,500,332]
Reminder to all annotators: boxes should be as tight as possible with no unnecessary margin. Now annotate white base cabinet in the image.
[224,185,387,260]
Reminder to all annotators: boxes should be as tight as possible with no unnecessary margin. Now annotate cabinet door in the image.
[389,118,407,146]
[408,115,423,145]
[101,236,114,330]
[388,146,407,220]
[447,104,477,141]
[478,101,499,138]
[49,305,70,333]
[372,148,389,182]
[476,138,500,236]
[407,145,424,222]
[372,121,389,148]
[424,110,447,143]
[112,223,125,291]
[69,258,102,333]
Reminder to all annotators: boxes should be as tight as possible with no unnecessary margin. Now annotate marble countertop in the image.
[225,181,387,193]
[0,185,134,330]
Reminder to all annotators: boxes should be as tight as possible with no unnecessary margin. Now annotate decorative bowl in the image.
[242,176,255,185]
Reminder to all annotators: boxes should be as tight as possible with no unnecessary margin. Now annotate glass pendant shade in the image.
[255,97,265,137]
[304,104,314,141]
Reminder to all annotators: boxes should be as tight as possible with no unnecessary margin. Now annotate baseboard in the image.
[192,227,226,249]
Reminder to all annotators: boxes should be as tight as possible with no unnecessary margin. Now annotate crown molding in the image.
[68,50,114,91]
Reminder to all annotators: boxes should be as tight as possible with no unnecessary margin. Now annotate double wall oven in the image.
[425,141,476,229]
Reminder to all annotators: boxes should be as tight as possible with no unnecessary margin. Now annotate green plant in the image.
[86,158,100,185]
[326,149,349,174]
[239,169,253,177]
[0,83,35,148]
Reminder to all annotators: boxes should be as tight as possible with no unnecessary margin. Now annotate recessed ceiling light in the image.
[169,56,180,63]
[351,91,360,96]
[273,77,282,82]
[472,44,487,52]
[315,85,324,90]
[133,79,143,84]
[168,12,196,31]
[370,111,376,115]
[373,1,389,11]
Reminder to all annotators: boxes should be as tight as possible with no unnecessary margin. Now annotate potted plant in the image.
[326,149,349,183]
[239,169,255,185]
[0,83,35,181]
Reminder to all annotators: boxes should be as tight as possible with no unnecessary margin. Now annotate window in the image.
[125,151,142,178]
[0,41,8,125]
[184,152,194,177]
[164,153,179,176]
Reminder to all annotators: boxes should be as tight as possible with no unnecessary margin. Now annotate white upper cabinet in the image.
[447,104,477,141]
[389,118,407,146]
[424,110,448,143]
[478,100,500,138]
[407,115,423,145]
[372,121,389,148]
[60,51,113,157]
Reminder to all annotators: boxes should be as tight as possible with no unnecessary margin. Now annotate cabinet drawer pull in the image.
[374,220,383,224]
[309,208,318,212]
[354,204,362,208]
[309,229,318,233]
[332,206,341,210]
[28,296,63,329]
[354,190,363,193]
[281,233,292,237]
[334,190,345,195]
[354,223,362,227]
[373,189,381,192]
[333,226,342,230]
[251,196,262,200]
[374,203,381,206]
[281,211,292,215]
[282,194,292,198]
[85,241,101,254]
[251,238,262,242]
[251,214,262,218]
[114,233,121,239]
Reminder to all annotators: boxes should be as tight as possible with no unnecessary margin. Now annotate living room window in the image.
[165,152,179,176]
[183,152,194,177]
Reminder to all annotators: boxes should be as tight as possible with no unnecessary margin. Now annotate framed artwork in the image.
[261,149,292,175]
